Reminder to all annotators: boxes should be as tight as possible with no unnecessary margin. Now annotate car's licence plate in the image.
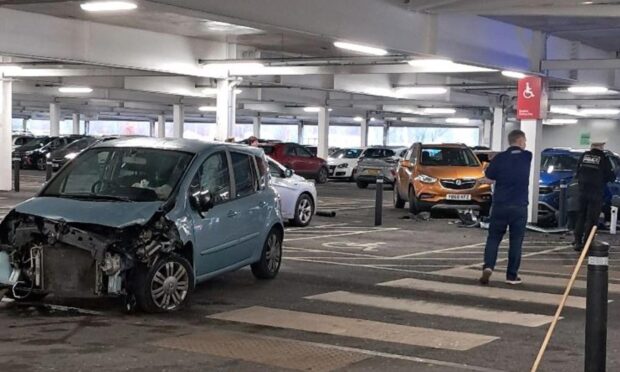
[447,194,471,201]
[366,169,380,176]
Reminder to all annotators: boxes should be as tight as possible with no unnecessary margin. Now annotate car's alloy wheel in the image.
[293,194,314,226]
[36,157,46,171]
[251,228,282,279]
[316,167,328,184]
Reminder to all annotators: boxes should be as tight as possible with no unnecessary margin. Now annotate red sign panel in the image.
[517,76,547,120]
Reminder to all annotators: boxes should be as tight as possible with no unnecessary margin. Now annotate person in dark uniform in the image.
[480,130,532,285]
[573,140,615,251]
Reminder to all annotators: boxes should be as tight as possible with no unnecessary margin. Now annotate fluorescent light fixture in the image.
[80,1,137,12]
[199,106,217,112]
[422,108,456,115]
[501,70,527,79]
[333,41,388,56]
[303,107,321,113]
[543,119,579,125]
[328,108,333,112]
[204,21,260,34]
[202,87,242,95]
[202,62,265,75]
[234,89,242,94]
[353,116,364,122]
[550,106,580,116]
[58,86,93,94]
[579,108,620,116]
[407,59,496,73]
[445,118,470,124]
[408,59,454,67]
[370,117,376,122]
[0,65,22,74]
[568,86,609,94]
[398,87,448,95]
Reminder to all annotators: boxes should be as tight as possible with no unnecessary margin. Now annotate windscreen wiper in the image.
[59,193,132,202]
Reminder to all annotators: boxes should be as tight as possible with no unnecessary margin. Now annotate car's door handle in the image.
[227,210,239,218]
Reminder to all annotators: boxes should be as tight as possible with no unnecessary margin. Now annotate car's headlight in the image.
[64,152,77,160]
[337,163,348,169]
[415,174,437,184]
[46,153,51,159]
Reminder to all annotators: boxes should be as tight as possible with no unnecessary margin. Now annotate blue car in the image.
[538,148,620,225]
[0,138,284,312]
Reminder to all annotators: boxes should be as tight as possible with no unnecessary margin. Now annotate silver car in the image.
[355,147,407,188]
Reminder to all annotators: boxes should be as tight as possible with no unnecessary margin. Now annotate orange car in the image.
[393,143,492,214]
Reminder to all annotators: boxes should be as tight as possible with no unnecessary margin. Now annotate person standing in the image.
[573,140,615,251]
[480,130,532,285]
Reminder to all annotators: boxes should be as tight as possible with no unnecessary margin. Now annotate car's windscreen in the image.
[42,147,193,202]
[331,149,363,159]
[63,138,97,153]
[18,137,49,150]
[541,153,580,172]
[420,147,479,167]
[363,148,395,158]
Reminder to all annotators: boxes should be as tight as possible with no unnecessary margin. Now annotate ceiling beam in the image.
[542,58,620,71]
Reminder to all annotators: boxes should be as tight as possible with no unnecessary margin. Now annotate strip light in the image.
[333,41,388,56]
[303,107,321,113]
[80,1,137,12]
[568,86,609,94]
[543,119,579,125]
[446,118,470,124]
[501,70,527,79]
[58,86,93,93]
[423,108,456,115]
[579,108,620,116]
[399,87,448,95]
[199,106,217,112]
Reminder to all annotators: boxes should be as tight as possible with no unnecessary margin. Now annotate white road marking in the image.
[284,228,398,242]
[322,241,387,251]
[378,278,587,309]
[208,306,498,351]
[306,291,555,327]
[454,245,573,270]
[285,246,383,258]
[392,242,487,259]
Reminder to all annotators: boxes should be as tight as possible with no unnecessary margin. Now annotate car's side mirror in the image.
[482,161,490,169]
[191,189,214,215]
[284,169,294,178]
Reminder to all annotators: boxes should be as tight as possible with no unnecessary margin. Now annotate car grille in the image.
[441,179,476,190]
[329,165,336,171]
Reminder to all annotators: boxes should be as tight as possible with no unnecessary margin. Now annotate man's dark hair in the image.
[508,130,526,145]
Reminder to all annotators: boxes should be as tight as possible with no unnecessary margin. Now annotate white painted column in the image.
[480,120,491,147]
[491,108,505,151]
[49,103,60,136]
[297,121,304,144]
[216,79,236,141]
[84,120,90,135]
[72,113,80,135]
[0,65,12,191]
[317,107,329,159]
[173,104,184,138]
[157,114,165,138]
[522,119,543,224]
[22,118,28,132]
[149,120,155,137]
[360,117,369,147]
[252,116,261,138]
[383,123,390,146]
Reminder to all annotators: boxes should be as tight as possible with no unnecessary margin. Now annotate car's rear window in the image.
[364,148,395,158]
[420,147,479,167]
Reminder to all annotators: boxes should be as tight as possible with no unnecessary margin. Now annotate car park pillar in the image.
[157,114,165,138]
[491,107,505,151]
[149,120,155,137]
[173,104,184,138]
[382,122,390,146]
[318,107,329,159]
[253,116,261,138]
[216,78,237,141]
[22,117,28,132]
[297,121,304,144]
[360,116,369,147]
[479,119,491,148]
[0,58,12,191]
[84,120,90,135]
[522,118,543,223]
[49,102,60,137]
[72,113,80,135]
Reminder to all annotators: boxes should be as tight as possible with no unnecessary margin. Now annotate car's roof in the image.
[92,137,265,156]
[421,143,469,148]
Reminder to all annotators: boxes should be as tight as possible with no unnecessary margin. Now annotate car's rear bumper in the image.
[356,174,395,184]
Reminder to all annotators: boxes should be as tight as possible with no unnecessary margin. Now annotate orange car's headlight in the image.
[415,174,438,184]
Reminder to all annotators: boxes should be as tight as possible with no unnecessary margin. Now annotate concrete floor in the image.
[1,174,619,372]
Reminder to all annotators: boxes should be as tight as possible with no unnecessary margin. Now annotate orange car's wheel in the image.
[408,187,420,214]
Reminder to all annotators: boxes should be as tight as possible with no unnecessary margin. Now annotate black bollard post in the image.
[375,176,383,226]
[585,241,609,372]
[12,159,20,192]
[45,160,52,181]
[558,181,568,228]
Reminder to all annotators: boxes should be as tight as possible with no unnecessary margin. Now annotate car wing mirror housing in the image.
[285,169,294,178]
[191,189,214,214]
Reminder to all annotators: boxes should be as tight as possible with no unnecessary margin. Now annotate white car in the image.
[327,148,364,180]
[268,156,318,227]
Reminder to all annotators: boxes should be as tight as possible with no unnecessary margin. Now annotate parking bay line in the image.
[306,291,555,328]
[378,278,586,309]
[284,228,399,242]
[208,306,498,351]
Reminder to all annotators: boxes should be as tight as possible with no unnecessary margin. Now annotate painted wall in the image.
[542,120,620,153]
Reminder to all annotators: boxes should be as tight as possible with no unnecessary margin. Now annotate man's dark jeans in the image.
[483,205,528,280]
[574,190,604,247]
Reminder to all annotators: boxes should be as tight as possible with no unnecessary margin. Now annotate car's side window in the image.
[193,152,231,205]
[231,152,258,198]
[411,146,419,164]
[286,145,296,156]
[255,156,269,188]
[296,146,313,158]
[268,160,285,178]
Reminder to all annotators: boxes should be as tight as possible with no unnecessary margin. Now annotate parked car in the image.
[267,156,317,226]
[13,136,73,170]
[473,149,499,164]
[538,148,620,225]
[328,148,364,180]
[49,136,100,171]
[394,143,492,214]
[355,146,407,188]
[260,142,329,183]
[12,134,35,150]
[0,138,284,312]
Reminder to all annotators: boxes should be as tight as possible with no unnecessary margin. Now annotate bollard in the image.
[374,176,383,226]
[45,161,52,181]
[585,241,609,372]
[12,159,20,192]
[611,207,618,235]
[558,181,568,228]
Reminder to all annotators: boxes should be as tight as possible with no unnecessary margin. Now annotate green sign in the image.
[580,132,591,146]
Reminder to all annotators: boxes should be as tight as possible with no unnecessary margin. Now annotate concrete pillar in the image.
[317,107,329,159]
[297,121,304,144]
[72,113,80,135]
[252,116,261,138]
[173,104,184,138]
[383,123,390,146]
[157,114,165,138]
[491,107,505,151]
[84,120,90,135]
[149,120,156,137]
[0,63,12,191]
[22,118,28,132]
[522,119,543,224]
[49,103,60,136]
[216,79,236,141]
[479,120,491,148]
[360,116,369,147]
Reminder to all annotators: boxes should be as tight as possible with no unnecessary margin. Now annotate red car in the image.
[260,143,329,183]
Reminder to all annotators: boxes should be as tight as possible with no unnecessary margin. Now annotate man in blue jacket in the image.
[480,130,532,285]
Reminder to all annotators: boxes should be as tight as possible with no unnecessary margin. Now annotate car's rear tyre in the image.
[292,194,314,227]
[134,253,194,313]
[356,181,368,189]
[316,167,328,184]
[36,157,46,171]
[251,228,283,279]
[408,187,420,214]
[393,184,406,209]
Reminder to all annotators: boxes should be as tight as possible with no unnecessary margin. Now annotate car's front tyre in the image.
[316,167,328,184]
[356,181,368,189]
[393,184,406,209]
[251,228,283,279]
[134,253,194,313]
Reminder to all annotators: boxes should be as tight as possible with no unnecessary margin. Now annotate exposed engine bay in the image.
[0,211,183,301]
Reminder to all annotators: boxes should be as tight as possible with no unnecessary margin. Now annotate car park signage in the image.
[517,76,547,120]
